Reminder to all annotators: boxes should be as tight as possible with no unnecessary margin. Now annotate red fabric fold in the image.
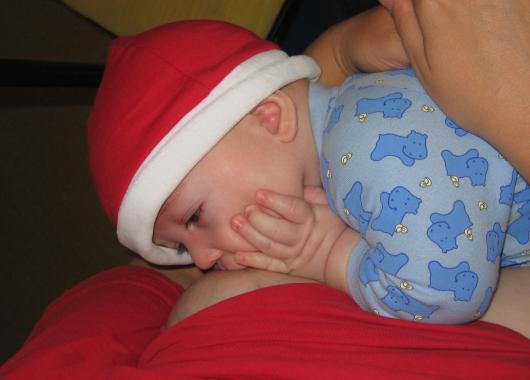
[2,266,529,380]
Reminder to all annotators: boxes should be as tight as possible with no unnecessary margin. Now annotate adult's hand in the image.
[380,0,530,180]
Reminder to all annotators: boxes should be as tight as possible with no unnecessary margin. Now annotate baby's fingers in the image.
[245,205,301,246]
[303,186,328,205]
[235,251,289,273]
[255,190,311,224]
[232,214,291,259]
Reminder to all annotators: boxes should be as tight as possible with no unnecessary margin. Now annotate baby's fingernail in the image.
[256,190,266,204]
[231,216,244,231]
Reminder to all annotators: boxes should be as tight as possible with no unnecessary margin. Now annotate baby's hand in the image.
[230,187,350,283]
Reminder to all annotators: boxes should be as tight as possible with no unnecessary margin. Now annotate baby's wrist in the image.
[323,228,361,292]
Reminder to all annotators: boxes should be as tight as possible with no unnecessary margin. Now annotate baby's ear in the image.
[250,90,297,142]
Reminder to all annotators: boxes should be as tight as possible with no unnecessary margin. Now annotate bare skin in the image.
[480,267,530,339]
[130,258,203,289]
[165,269,315,327]
[231,186,359,294]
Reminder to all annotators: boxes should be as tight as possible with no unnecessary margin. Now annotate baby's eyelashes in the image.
[185,207,202,229]
[177,243,189,254]
[153,236,188,254]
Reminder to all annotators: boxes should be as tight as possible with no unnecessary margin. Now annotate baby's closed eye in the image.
[185,208,202,229]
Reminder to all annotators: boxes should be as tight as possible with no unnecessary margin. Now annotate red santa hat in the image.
[87,20,320,265]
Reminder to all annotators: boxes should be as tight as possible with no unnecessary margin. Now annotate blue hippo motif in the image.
[370,130,428,167]
[507,186,530,244]
[382,286,440,319]
[427,200,473,253]
[514,186,530,204]
[445,117,468,137]
[428,261,478,301]
[324,104,344,134]
[321,157,337,213]
[359,242,409,286]
[355,92,412,119]
[326,96,336,113]
[372,186,422,235]
[518,201,530,216]
[514,186,530,215]
[499,170,518,206]
[477,287,494,316]
[507,213,530,245]
[441,149,489,186]
[343,181,372,236]
[386,68,416,78]
[486,223,506,263]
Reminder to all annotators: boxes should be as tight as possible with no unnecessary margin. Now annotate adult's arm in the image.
[379,0,530,180]
[307,2,529,179]
[304,6,409,85]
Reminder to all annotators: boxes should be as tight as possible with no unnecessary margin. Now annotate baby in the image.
[88,20,529,324]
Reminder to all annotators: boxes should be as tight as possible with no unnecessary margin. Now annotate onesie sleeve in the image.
[347,239,445,322]
[347,239,376,312]
[321,71,509,324]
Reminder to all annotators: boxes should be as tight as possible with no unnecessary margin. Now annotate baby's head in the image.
[88,20,320,268]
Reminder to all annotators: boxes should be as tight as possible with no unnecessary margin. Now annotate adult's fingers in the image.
[378,0,393,10]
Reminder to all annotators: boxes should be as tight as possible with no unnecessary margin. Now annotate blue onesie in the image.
[309,69,530,324]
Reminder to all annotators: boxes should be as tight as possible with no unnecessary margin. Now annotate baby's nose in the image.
[191,248,223,270]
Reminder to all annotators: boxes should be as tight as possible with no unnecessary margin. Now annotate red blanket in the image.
[2,266,529,379]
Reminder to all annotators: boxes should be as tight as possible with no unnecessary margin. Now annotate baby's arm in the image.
[231,187,361,293]
[232,188,501,324]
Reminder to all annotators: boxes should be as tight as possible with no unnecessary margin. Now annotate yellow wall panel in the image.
[63,0,284,38]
